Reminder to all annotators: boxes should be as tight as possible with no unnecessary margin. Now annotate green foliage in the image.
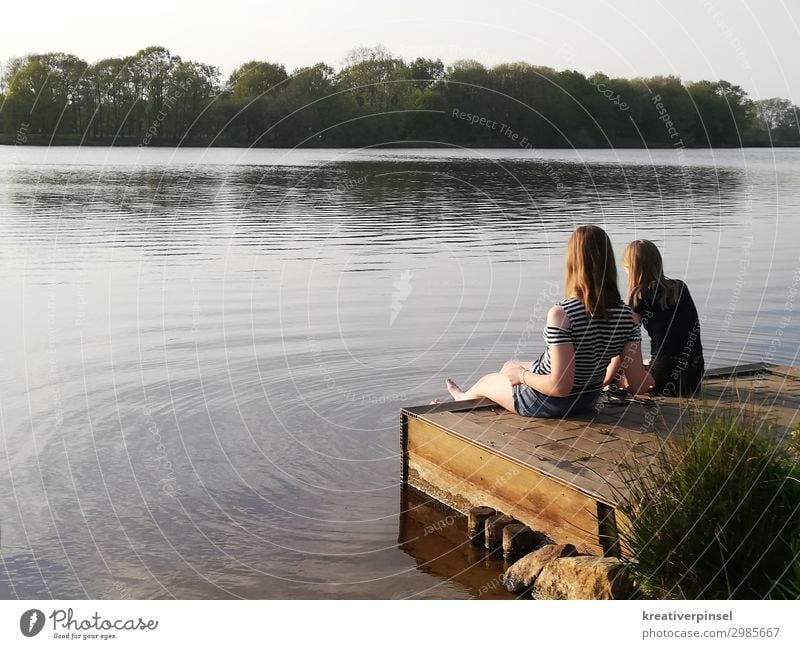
[753,98,800,145]
[615,406,800,599]
[1,44,798,147]
[788,424,800,460]
[780,541,800,598]
[407,57,444,89]
[685,80,752,146]
[774,539,800,598]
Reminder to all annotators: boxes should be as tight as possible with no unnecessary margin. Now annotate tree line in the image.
[1,45,797,148]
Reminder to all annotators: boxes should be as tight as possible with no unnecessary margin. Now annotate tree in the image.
[0,53,87,138]
[167,60,220,141]
[634,76,694,145]
[338,45,408,109]
[407,57,444,89]
[336,46,413,143]
[687,80,751,146]
[226,61,288,141]
[85,57,134,140]
[282,63,341,144]
[754,97,799,144]
[130,46,181,139]
[44,53,90,136]
[2,44,795,148]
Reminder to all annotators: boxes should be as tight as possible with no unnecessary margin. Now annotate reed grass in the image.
[614,405,800,599]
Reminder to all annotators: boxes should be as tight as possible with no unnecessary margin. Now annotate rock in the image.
[533,556,634,600]
[501,543,579,593]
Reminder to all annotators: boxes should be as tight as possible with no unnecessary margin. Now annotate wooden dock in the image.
[401,364,800,556]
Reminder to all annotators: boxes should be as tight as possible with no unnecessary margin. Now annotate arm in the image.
[619,340,654,395]
[603,355,622,386]
[506,305,575,397]
[500,360,537,385]
[528,343,575,397]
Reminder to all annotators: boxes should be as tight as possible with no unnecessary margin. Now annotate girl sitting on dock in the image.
[621,239,704,397]
[444,225,653,417]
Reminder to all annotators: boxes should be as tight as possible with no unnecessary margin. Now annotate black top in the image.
[630,279,703,360]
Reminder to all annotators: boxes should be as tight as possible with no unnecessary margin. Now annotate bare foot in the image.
[429,398,443,405]
[445,378,465,400]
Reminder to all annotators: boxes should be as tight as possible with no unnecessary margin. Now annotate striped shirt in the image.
[530,297,641,395]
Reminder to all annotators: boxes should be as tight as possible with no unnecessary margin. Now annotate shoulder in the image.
[556,296,586,316]
[674,278,698,307]
[558,296,585,314]
[606,300,638,324]
[547,304,572,329]
[674,278,691,295]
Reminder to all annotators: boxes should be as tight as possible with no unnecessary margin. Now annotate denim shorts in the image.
[512,385,600,418]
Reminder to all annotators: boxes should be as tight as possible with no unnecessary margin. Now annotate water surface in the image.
[1,146,798,598]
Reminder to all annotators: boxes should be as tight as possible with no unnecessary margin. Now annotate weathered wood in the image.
[467,506,496,547]
[485,514,515,552]
[427,410,619,502]
[597,503,620,558]
[405,417,605,553]
[502,523,539,562]
[702,362,774,379]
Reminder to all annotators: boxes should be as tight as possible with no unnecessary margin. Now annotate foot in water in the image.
[445,378,465,400]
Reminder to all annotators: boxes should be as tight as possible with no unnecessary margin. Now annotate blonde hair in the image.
[623,239,681,309]
[564,225,620,317]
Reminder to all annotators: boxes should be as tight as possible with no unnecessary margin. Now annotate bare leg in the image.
[445,374,516,412]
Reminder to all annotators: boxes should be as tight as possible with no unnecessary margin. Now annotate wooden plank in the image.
[406,417,606,554]
[427,410,621,502]
[402,399,496,419]
[702,362,775,379]
[771,365,800,379]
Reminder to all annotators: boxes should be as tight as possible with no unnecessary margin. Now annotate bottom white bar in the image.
[0,600,798,648]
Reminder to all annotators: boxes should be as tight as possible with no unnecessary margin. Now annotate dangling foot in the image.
[429,398,443,405]
[445,378,465,400]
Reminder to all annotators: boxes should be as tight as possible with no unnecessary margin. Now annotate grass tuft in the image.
[614,405,800,599]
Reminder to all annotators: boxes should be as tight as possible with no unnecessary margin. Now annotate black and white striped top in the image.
[530,297,641,395]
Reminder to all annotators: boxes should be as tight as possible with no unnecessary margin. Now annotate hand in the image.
[501,364,526,386]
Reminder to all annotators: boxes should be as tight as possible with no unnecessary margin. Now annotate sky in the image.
[1,0,798,102]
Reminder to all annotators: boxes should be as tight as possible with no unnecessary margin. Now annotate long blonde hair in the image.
[623,239,681,309]
[564,225,620,317]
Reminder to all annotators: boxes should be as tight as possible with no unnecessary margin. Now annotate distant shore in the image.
[3,46,799,152]
[2,137,797,149]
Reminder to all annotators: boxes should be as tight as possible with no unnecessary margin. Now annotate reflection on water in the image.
[398,487,512,599]
[0,146,798,598]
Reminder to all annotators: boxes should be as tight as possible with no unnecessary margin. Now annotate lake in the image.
[1,146,798,598]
